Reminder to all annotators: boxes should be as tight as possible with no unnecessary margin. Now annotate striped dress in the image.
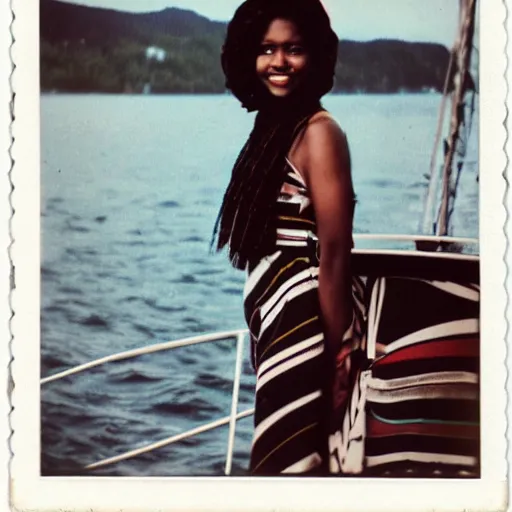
[243,159,365,475]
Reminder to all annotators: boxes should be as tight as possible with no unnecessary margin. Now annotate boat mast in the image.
[420,52,455,237]
[419,0,476,240]
[436,0,476,237]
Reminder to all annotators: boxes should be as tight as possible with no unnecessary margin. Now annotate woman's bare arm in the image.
[300,114,354,354]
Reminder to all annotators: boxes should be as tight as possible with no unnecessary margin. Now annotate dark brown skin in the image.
[290,112,355,354]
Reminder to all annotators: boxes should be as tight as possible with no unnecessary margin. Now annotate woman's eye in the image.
[288,45,305,55]
[259,44,305,56]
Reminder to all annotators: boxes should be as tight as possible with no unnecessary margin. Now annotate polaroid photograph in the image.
[10,0,508,510]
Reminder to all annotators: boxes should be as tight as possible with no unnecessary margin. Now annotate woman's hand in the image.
[298,113,355,355]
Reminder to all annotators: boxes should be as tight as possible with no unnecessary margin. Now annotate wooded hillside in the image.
[40,0,453,94]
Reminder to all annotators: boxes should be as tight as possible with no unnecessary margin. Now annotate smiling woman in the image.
[212,0,364,476]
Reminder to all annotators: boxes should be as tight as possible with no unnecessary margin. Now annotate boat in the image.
[40,0,480,477]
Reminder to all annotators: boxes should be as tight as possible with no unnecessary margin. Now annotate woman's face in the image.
[256,18,310,98]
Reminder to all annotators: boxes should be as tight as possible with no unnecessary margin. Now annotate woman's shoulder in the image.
[297,110,349,168]
[289,110,349,182]
[305,110,347,143]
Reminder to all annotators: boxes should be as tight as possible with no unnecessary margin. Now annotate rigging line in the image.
[420,9,463,236]
[436,0,477,237]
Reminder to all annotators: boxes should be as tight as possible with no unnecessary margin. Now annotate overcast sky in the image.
[61,0,461,47]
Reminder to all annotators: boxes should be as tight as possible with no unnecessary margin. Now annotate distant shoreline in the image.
[41,0,456,97]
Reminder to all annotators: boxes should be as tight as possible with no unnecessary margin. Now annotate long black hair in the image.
[212,0,339,269]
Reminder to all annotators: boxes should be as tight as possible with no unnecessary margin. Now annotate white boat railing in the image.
[40,329,248,385]
[85,407,255,471]
[352,234,478,246]
[41,329,252,475]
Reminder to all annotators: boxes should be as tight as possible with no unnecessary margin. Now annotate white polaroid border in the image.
[1,1,13,512]
[10,0,508,510]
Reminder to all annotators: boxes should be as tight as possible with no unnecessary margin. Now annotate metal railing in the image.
[41,329,253,475]
[352,234,478,246]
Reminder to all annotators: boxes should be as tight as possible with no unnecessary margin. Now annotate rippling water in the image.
[40,94,479,476]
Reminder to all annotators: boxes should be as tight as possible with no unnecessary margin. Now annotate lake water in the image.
[40,94,479,476]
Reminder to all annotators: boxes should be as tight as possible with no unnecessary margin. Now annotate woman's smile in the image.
[256,19,310,97]
[267,74,291,88]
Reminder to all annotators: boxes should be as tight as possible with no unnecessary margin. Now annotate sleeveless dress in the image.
[243,159,366,475]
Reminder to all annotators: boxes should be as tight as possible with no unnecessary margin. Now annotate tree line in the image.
[40,0,452,94]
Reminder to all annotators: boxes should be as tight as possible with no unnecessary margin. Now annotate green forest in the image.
[40,0,453,94]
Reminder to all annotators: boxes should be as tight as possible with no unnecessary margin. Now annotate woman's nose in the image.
[271,49,288,69]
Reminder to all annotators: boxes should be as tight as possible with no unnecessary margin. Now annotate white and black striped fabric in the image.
[243,161,364,475]
[328,261,480,478]
[362,274,480,477]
